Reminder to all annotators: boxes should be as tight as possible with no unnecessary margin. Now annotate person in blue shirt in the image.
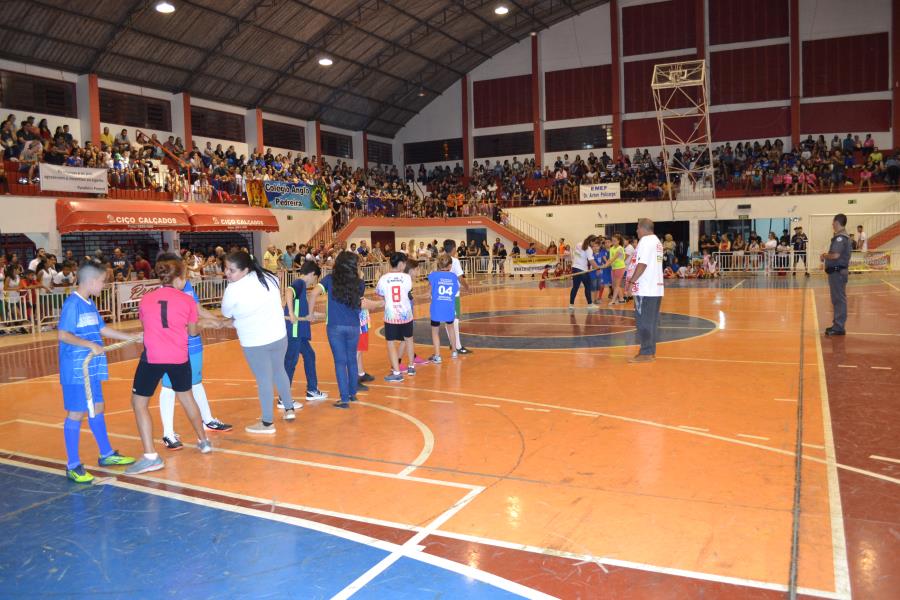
[591,238,612,304]
[525,242,537,256]
[58,261,136,483]
[158,278,232,451]
[281,259,327,404]
[427,255,460,363]
[307,252,383,409]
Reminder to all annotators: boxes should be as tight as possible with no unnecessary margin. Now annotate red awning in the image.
[183,204,279,232]
[56,199,191,233]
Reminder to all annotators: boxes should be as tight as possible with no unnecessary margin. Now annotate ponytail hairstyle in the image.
[612,233,623,246]
[225,250,278,290]
[155,252,185,285]
[389,252,407,269]
[581,234,599,251]
[332,251,362,310]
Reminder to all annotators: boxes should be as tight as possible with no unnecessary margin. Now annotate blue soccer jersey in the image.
[182,280,203,355]
[428,271,459,322]
[58,292,108,385]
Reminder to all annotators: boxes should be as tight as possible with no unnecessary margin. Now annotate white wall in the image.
[539,4,612,72]
[470,38,532,81]
[257,209,331,251]
[346,225,515,252]
[508,191,900,252]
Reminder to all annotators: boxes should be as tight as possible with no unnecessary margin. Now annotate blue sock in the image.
[64,418,82,469]
[88,414,113,458]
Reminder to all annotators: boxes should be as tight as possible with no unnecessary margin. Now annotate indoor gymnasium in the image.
[0,1,898,599]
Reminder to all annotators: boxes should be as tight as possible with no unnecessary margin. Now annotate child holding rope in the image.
[58,261,136,483]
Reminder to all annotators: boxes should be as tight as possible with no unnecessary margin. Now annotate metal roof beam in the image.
[453,0,518,44]
[383,1,491,60]
[84,0,151,73]
[508,0,550,30]
[286,0,465,78]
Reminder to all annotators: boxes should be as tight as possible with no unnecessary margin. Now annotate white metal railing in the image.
[504,212,555,249]
[194,278,227,308]
[713,250,893,273]
[35,287,73,328]
[0,293,34,333]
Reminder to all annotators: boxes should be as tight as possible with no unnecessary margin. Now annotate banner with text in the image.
[248,181,328,210]
[40,164,108,195]
[579,182,620,202]
[115,280,161,319]
[509,255,559,274]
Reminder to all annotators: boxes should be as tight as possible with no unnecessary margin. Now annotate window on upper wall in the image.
[403,138,463,164]
[99,89,172,131]
[473,131,534,159]
[191,106,245,142]
[320,130,353,158]
[545,125,611,152]
[367,139,393,166]
[262,119,305,151]
[0,70,77,117]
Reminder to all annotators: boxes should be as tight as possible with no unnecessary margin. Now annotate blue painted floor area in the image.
[354,557,526,599]
[0,464,520,599]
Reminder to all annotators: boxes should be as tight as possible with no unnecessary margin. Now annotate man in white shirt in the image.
[28,248,46,272]
[624,219,664,363]
[856,225,868,252]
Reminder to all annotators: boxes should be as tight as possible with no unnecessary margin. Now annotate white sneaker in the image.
[284,409,296,422]
[245,421,276,434]
[306,389,328,401]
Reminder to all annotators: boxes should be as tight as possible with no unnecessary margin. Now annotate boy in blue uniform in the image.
[427,254,460,363]
[281,260,327,404]
[58,261,136,483]
[158,278,232,451]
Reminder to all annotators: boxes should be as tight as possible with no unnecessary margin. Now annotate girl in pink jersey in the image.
[126,254,212,475]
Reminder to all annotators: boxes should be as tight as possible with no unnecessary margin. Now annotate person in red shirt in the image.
[126,254,212,475]
[133,252,152,280]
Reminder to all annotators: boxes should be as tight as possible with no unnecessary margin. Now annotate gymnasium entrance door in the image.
[370,230,396,254]
[466,228,487,251]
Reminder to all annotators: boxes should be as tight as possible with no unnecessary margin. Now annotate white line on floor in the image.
[736,434,770,441]
[870,366,892,370]
[429,399,454,404]
[474,403,501,408]
[523,408,551,413]
[356,402,434,477]
[730,279,746,290]
[385,395,407,400]
[678,425,709,432]
[802,443,826,450]
[870,454,900,465]
[774,398,798,402]
[837,364,857,368]
[6,376,26,380]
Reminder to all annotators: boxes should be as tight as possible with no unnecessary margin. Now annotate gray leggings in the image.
[241,336,293,423]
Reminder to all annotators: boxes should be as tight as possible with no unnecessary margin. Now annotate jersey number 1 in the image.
[159,300,169,328]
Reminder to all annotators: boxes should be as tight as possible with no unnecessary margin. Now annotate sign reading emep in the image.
[579,183,621,202]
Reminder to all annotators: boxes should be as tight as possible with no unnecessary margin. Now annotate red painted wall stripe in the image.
[362,131,368,169]
[708,0,788,45]
[544,65,612,121]
[894,0,900,149]
[622,0,696,56]
[87,73,100,145]
[181,92,192,151]
[800,100,891,135]
[610,0,622,158]
[462,75,470,177]
[473,74,533,128]
[802,33,890,98]
[710,44,790,104]
[789,0,800,147]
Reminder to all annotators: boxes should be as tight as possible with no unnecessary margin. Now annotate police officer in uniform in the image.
[820,213,851,336]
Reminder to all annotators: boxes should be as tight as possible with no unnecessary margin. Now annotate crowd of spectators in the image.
[3,112,895,219]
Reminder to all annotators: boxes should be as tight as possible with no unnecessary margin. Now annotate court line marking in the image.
[882,279,900,292]
[331,486,504,600]
[811,290,852,599]
[678,425,709,432]
[775,398,798,402]
[870,455,900,465]
[429,399,454,404]
[474,403,501,408]
[803,443,826,450]
[385,395,407,400]
[9,419,476,491]
[870,366,892,370]
[0,451,846,600]
[357,401,434,477]
[0,456,547,600]
[523,408,550,413]
[730,279,746,290]
[350,382,900,486]
[837,365,857,368]
[737,434,770,441]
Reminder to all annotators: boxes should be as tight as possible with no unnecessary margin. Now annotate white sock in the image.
[453,318,462,349]
[192,383,214,423]
[159,387,176,439]
[144,453,158,460]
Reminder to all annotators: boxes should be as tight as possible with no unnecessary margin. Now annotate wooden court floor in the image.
[0,275,897,599]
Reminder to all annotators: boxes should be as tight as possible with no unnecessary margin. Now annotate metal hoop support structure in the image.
[651,59,717,220]
[82,337,142,418]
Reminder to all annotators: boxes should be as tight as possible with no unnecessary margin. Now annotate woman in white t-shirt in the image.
[569,235,600,310]
[764,232,778,273]
[220,251,297,434]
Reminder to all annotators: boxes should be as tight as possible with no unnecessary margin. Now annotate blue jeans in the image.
[327,325,359,402]
[284,336,317,392]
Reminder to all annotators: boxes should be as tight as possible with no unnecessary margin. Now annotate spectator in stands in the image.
[114,129,130,152]
[18,139,43,184]
[111,248,132,280]
[134,252,152,280]
[262,245,280,272]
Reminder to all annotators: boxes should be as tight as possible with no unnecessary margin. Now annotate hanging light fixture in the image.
[155,1,175,14]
